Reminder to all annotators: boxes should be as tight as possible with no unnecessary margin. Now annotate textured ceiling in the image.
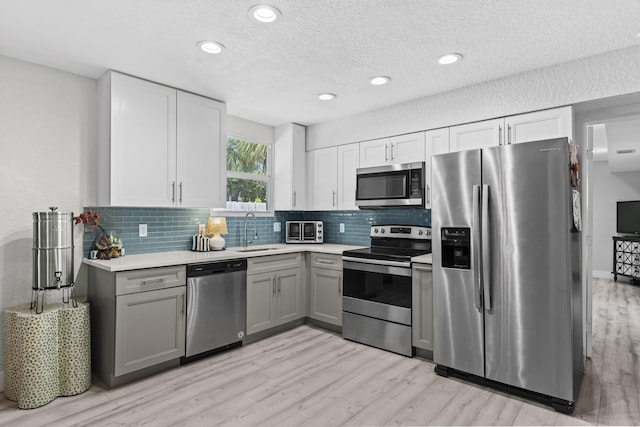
[1,0,639,127]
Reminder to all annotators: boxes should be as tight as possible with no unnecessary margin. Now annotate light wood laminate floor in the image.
[2,277,639,426]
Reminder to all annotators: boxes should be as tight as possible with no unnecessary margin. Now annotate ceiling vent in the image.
[604,115,640,172]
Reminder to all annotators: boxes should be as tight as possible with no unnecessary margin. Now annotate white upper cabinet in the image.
[389,132,426,164]
[98,71,226,208]
[176,91,226,208]
[504,106,573,144]
[449,106,573,152]
[307,147,338,210]
[337,143,360,210]
[424,128,450,209]
[449,118,504,152]
[273,123,306,210]
[359,132,426,167]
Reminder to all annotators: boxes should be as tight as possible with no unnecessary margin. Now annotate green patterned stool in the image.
[3,302,91,409]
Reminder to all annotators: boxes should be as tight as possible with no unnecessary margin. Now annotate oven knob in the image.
[380,229,385,234]
[374,228,379,233]
[418,230,424,235]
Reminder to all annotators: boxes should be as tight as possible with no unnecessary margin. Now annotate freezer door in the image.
[482,137,578,401]
[432,149,485,377]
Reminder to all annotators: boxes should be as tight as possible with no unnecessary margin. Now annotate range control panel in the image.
[370,225,432,239]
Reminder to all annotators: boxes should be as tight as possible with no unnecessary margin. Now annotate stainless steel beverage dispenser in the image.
[32,207,76,313]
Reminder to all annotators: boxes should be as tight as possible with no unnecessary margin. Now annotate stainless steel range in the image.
[342,225,431,357]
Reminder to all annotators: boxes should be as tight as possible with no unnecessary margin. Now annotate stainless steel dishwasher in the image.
[184,259,247,360]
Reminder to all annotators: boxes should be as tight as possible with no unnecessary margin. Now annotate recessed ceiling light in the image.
[197,40,225,54]
[249,5,282,23]
[438,53,463,65]
[370,76,391,86]
[318,93,336,101]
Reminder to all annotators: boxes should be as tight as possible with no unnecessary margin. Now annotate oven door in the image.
[286,222,302,243]
[342,257,412,325]
[302,222,318,241]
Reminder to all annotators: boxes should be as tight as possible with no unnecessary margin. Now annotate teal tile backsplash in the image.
[81,207,431,256]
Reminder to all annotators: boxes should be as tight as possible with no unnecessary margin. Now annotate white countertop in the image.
[411,253,432,264]
[83,243,367,272]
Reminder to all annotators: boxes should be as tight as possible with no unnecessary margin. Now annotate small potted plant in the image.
[74,209,123,259]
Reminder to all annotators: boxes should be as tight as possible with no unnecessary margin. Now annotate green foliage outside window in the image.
[226,138,269,205]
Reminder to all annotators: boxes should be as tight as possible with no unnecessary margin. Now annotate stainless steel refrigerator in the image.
[431,137,583,413]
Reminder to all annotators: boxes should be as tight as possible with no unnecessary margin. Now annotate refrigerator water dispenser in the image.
[441,227,470,269]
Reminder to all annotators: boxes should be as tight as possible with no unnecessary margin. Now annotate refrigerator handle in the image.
[482,184,492,311]
[472,184,482,310]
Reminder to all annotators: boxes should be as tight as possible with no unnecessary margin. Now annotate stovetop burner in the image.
[343,225,432,262]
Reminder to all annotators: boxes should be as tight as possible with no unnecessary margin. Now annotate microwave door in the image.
[357,172,408,200]
[288,222,302,241]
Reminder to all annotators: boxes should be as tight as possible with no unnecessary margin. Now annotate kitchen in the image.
[2,1,640,425]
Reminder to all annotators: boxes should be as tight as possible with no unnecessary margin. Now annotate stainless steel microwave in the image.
[355,162,425,208]
[285,221,323,243]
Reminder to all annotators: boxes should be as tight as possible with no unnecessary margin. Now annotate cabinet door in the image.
[246,272,277,335]
[275,268,302,325]
[110,72,177,206]
[449,118,503,152]
[308,147,338,210]
[273,123,306,210]
[337,143,360,210]
[412,264,433,351]
[310,268,342,326]
[359,138,390,167]
[424,128,450,209]
[505,106,573,144]
[114,286,185,376]
[390,132,425,164]
[176,91,226,208]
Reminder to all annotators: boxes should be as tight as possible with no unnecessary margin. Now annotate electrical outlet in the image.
[340,223,345,233]
[273,222,281,232]
[139,224,147,237]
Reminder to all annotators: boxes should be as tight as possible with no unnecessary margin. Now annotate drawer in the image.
[247,253,301,275]
[310,253,342,271]
[116,265,186,296]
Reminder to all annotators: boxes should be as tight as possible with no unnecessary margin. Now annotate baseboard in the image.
[593,270,612,279]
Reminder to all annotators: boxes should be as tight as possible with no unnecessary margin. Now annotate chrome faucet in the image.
[244,212,258,247]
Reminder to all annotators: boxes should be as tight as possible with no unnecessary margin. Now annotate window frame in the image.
[218,134,273,215]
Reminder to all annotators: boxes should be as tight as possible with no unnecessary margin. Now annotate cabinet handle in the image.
[278,275,281,293]
[338,277,342,294]
[141,277,167,285]
[390,142,395,161]
[507,124,512,144]
[426,184,430,204]
[384,143,389,162]
[413,265,433,272]
[316,259,335,265]
[498,126,503,146]
[179,182,183,204]
[293,191,297,207]
[332,190,336,207]
[181,294,185,315]
[172,181,176,203]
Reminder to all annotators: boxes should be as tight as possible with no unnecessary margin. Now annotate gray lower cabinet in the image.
[88,265,186,387]
[309,253,343,326]
[246,253,303,335]
[412,262,433,351]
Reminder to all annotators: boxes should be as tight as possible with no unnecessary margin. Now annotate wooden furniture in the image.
[3,302,91,409]
[88,265,186,387]
[613,235,640,283]
[309,253,343,327]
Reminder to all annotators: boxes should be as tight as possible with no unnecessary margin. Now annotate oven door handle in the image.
[342,256,411,269]
[342,259,412,277]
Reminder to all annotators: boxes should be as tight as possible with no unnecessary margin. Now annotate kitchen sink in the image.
[233,247,279,253]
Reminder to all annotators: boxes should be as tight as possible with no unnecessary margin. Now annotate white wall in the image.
[592,164,640,277]
[228,114,274,143]
[0,55,97,390]
[307,44,640,149]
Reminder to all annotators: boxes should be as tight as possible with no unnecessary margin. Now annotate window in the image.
[225,137,271,212]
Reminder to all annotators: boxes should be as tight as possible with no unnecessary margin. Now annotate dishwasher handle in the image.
[187,259,247,276]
